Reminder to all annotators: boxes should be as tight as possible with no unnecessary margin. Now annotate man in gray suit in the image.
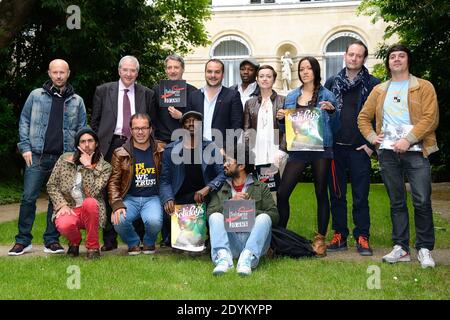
[91,55,156,251]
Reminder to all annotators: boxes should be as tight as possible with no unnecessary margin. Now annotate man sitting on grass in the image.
[207,143,279,276]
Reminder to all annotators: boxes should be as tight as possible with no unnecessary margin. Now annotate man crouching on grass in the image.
[207,143,279,276]
[47,128,111,259]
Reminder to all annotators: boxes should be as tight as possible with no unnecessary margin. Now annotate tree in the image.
[359,0,450,181]
[0,0,211,177]
[0,0,37,48]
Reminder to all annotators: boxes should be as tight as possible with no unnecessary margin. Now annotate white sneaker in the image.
[382,245,411,263]
[417,248,435,269]
[213,249,233,276]
[237,249,254,276]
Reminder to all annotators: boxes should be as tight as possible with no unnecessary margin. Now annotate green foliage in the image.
[0,98,17,155]
[0,180,23,205]
[371,63,389,83]
[0,0,210,172]
[358,0,450,178]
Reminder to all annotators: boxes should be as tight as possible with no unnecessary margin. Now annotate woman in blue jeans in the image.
[276,57,339,256]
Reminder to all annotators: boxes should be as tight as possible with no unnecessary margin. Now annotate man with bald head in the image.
[91,55,156,251]
[10,59,86,256]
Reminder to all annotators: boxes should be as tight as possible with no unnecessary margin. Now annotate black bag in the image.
[270,226,316,258]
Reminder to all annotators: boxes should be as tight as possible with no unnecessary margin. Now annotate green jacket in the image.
[207,174,279,226]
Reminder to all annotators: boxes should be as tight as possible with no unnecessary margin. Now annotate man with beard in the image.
[159,111,226,249]
[188,59,243,143]
[207,143,278,276]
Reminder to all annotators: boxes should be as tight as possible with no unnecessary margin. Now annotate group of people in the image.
[8,40,439,275]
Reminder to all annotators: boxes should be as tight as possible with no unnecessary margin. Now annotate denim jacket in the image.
[17,87,86,154]
[282,85,340,148]
[159,139,226,205]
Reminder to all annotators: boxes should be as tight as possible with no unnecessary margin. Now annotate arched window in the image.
[324,32,365,80]
[211,36,251,87]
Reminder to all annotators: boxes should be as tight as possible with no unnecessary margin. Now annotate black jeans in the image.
[378,149,434,251]
[328,144,371,240]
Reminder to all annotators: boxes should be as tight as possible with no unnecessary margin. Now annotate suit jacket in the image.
[91,81,156,156]
[188,86,244,139]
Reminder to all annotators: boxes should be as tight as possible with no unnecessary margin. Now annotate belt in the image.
[113,134,128,141]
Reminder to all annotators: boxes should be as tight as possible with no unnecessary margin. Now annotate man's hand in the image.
[319,101,335,111]
[55,205,75,219]
[356,144,373,157]
[194,186,211,203]
[168,106,182,120]
[22,151,32,167]
[231,192,249,201]
[373,132,384,145]
[392,138,411,154]
[112,208,126,225]
[78,146,93,167]
[164,200,175,215]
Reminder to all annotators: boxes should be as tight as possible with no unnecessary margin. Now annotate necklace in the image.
[260,97,270,128]
[392,80,409,103]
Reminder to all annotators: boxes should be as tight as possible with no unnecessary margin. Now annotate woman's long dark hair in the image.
[73,133,102,166]
[298,56,321,108]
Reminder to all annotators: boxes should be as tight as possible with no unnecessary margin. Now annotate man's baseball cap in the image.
[180,110,203,124]
[239,58,259,69]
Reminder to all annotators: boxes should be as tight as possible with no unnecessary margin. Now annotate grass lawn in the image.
[0,183,449,300]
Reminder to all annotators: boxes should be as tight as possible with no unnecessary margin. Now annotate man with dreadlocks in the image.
[324,40,380,256]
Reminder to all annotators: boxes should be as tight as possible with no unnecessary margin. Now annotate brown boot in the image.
[313,233,327,257]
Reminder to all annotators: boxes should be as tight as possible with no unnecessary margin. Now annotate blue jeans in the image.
[328,144,371,239]
[378,150,434,251]
[15,153,60,246]
[209,212,272,267]
[114,195,163,247]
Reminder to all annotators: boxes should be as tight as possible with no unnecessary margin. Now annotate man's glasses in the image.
[131,127,150,132]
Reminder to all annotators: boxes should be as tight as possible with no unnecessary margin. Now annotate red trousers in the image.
[55,198,100,250]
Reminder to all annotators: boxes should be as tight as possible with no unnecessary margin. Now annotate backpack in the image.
[270,226,316,258]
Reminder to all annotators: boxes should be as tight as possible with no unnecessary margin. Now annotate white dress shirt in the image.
[114,80,136,135]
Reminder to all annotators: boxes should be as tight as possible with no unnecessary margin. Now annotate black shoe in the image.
[101,242,118,252]
[326,232,348,252]
[8,243,33,256]
[87,249,101,259]
[159,240,171,248]
[44,242,65,254]
[356,236,373,256]
[67,245,80,257]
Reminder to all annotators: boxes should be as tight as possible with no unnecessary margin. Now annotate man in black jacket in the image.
[188,59,243,146]
[324,40,380,256]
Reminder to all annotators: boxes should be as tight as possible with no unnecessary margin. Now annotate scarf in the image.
[330,66,371,112]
